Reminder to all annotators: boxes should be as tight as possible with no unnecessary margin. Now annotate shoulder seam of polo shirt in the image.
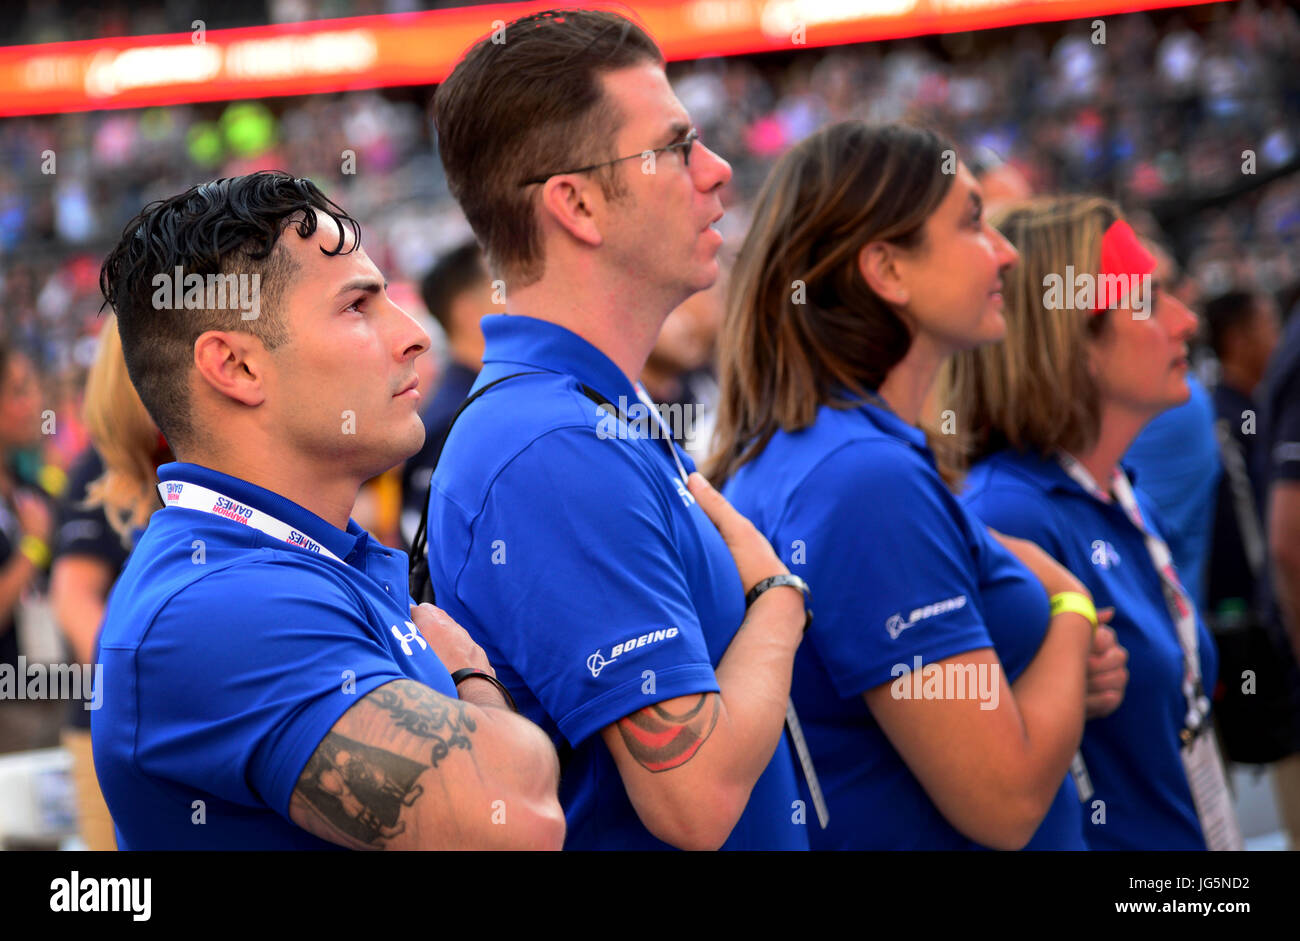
[771,433,932,537]
[441,415,687,600]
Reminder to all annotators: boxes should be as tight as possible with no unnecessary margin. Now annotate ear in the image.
[1083,319,1110,381]
[538,176,604,248]
[193,331,267,408]
[857,241,909,308]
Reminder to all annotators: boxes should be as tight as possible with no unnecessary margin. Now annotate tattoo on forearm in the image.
[368,681,476,766]
[293,680,478,847]
[295,731,425,846]
[617,694,720,773]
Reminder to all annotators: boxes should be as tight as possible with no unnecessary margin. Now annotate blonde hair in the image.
[82,316,165,542]
[936,195,1121,476]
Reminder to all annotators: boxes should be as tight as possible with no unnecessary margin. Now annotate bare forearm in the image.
[1004,612,1091,798]
[1274,555,1300,663]
[0,554,36,628]
[51,592,103,665]
[710,588,806,791]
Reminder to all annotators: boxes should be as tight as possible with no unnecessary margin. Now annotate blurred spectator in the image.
[1259,292,1300,848]
[639,274,725,465]
[49,315,172,850]
[399,240,502,547]
[1202,292,1300,816]
[0,345,61,756]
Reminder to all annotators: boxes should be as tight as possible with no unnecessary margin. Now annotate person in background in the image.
[1261,292,1300,848]
[640,275,724,465]
[50,316,173,851]
[0,343,59,758]
[714,122,1105,850]
[941,195,1238,850]
[426,9,811,850]
[399,241,503,548]
[1122,243,1220,612]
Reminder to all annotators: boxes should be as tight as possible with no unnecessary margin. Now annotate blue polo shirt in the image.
[426,314,807,851]
[92,462,459,850]
[1124,374,1221,611]
[724,399,1085,850]
[959,449,1218,850]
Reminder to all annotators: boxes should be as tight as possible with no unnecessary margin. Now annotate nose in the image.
[692,141,732,192]
[1162,290,1198,341]
[992,223,1020,270]
[394,302,431,362]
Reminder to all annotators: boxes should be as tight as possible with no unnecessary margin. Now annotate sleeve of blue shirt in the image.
[959,479,1069,561]
[784,441,995,698]
[132,562,423,822]
[448,427,720,747]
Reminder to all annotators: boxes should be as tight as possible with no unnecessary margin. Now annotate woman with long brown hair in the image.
[938,196,1238,849]
[714,122,1115,849]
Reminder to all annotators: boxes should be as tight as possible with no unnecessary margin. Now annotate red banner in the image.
[0,0,1228,116]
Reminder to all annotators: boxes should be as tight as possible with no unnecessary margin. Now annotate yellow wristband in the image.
[19,535,50,569]
[1050,591,1097,632]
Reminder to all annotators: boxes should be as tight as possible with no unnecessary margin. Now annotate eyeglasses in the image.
[519,129,700,188]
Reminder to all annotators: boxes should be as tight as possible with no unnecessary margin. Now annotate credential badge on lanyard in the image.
[157,480,345,563]
[1056,451,1242,849]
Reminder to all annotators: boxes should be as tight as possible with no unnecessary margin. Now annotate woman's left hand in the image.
[1085,608,1127,719]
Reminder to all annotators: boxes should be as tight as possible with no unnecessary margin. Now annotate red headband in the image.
[1092,219,1156,314]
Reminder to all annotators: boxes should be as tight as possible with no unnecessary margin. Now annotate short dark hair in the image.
[99,171,360,452]
[1204,290,1263,358]
[433,9,663,286]
[420,241,488,333]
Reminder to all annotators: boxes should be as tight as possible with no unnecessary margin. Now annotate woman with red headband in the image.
[939,196,1240,850]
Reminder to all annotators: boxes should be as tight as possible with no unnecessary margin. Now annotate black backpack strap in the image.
[408,371,546,603]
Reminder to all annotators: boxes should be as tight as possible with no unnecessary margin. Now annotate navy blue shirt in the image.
[960,450,1217,850]
[93,462,459,850]
[725,400,1085,850]
[426,314,807,851]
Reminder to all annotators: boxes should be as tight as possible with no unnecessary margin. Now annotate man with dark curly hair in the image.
[94,171,564,849]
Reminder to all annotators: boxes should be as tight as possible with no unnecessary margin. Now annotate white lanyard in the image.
[1056,453,1211,738]
[634,383,694,487]
[634,383,828,828]
[157,480,345,563]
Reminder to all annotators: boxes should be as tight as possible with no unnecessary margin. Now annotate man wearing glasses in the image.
[422,9,813,849]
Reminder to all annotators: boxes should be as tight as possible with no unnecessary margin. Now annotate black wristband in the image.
[450,668,519,712]
[745,574,813,633]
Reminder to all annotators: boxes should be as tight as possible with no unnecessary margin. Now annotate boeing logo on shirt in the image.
[586,627,680,677]
[1091,539,1121,570]
[211,496,253,524]
[391,621,428,657]
[885,595,968,640]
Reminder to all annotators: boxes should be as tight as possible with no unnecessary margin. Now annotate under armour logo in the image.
[391,621,428,657]
[673,475,696,508]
